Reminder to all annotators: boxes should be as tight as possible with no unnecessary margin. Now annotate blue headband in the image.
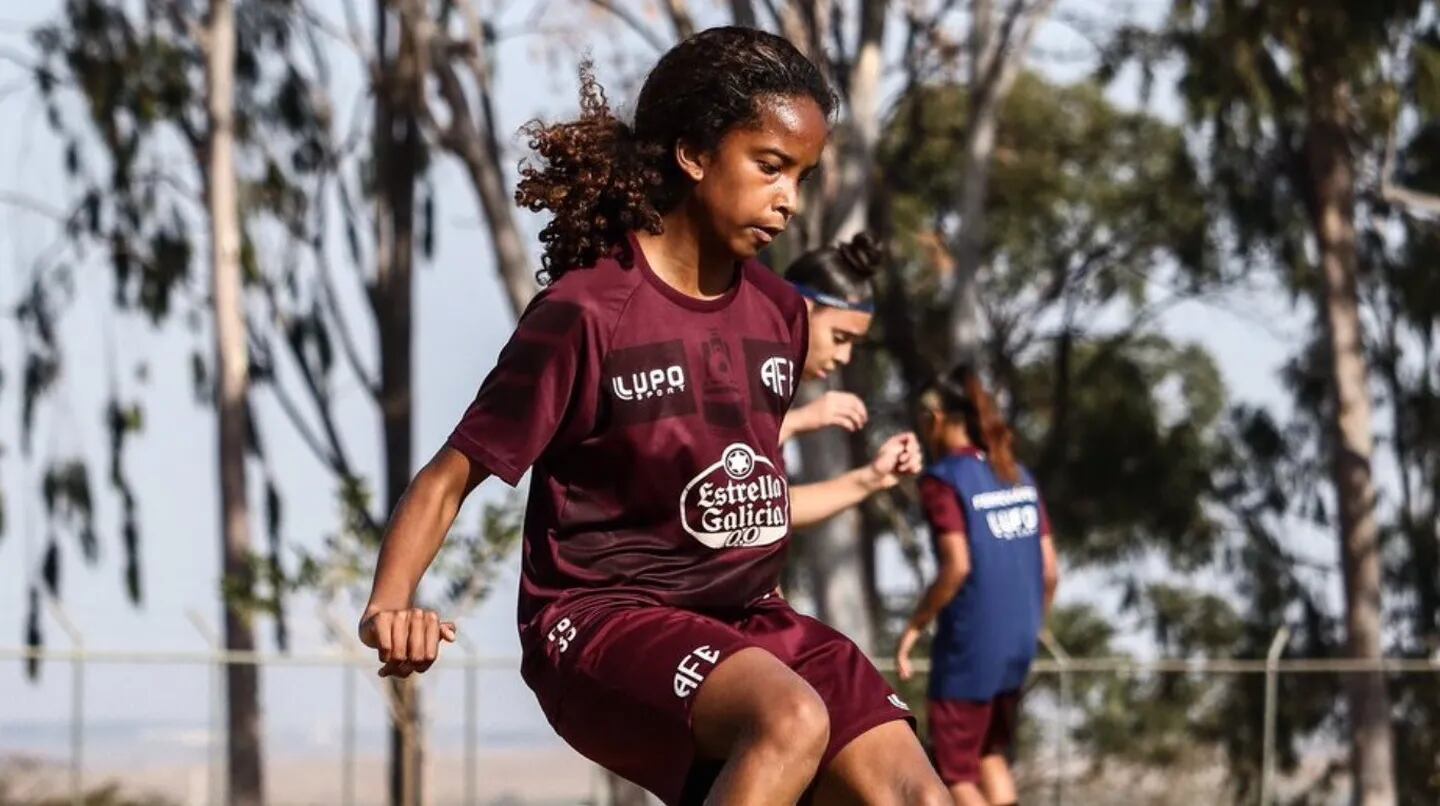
[792,283,876,314]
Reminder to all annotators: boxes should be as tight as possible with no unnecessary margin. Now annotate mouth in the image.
[749,225,784,245]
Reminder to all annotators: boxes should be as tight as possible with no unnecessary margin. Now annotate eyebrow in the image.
[758,147,797,166]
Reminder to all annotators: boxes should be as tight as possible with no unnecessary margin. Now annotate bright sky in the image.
[0,0,1313,768]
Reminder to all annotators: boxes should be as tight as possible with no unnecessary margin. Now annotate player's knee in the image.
[757,684,830,761]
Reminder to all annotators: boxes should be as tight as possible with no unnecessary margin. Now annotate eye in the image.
[758,161,781,176]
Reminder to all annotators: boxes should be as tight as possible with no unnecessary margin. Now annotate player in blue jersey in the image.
[895,365,1060,806]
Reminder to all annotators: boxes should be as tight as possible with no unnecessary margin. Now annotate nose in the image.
[776,178,799,221]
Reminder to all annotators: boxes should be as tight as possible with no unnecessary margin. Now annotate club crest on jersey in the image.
[759,356,794,399]
[680,443,789,549]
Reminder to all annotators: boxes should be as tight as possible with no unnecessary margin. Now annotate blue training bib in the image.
[926,453,1046,702]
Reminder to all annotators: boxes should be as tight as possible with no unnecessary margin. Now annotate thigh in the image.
[928,698,992,786]
[981,688,1021,756]
[737,601,914,769]
[809,719,943,805]
[521,602,754,806]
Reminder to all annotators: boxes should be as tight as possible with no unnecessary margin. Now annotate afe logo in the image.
[673,645,722,698]
[611,365,687,402]
[759,357,794,399]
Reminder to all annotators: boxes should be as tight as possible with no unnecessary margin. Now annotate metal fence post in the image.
[186,608,224,806]
[44,596,84,806]
[1040,631,1071,806]
[320,607,362,806]
[1260,627,1290,806]
[454,633,479,806]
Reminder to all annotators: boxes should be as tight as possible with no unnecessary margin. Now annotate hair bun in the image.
[835,232,884,279]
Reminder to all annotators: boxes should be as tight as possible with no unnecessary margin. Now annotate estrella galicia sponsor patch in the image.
[679,443,789,549]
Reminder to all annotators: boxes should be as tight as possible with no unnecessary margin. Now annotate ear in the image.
[674,138,709,183]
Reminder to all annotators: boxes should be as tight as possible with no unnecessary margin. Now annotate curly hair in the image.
[784,231,885,305]
[515,27,836,284]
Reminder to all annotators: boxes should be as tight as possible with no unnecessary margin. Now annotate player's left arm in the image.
[779,391,868,444]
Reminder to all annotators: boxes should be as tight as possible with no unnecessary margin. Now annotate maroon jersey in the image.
[448,235,808,626]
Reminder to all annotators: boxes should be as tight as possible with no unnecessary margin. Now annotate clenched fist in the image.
[358,607,457,678]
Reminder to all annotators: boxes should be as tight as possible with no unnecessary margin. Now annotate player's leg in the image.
[976,690,1022,805]
[691,646,831,804]
[977,755,1017,805]
[925,698,992,805]
[809,719,951,805]
[735,600,948,805]
[521,601,827,805]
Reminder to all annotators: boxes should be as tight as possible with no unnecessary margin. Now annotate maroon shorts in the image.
[519,594,914,805]
[927,691,1021,785]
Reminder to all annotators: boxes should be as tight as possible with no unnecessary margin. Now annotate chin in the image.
[731,238,762,259]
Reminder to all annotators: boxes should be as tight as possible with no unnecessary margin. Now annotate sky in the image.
[0,0,1315,770]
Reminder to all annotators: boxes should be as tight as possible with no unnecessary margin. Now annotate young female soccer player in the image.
[895,366,1060,806]
[778,233,883,445]
[776,232,926,529]
[357,27,950,806]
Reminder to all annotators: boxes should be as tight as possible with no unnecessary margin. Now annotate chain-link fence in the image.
[4,629,1438,805]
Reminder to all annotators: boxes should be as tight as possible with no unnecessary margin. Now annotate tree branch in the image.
[310,171,381,395]
[252,336,341,470]
[662,0,697,41]
[253,277,383,538]
[1380,123,1440,218]
[299,1,378,73]
[0,191,74,223]
[587,0,670,51]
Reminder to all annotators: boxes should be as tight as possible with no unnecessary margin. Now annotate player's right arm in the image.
[358,446,489,677]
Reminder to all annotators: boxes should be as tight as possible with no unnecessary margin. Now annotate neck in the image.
[635,206,737,298]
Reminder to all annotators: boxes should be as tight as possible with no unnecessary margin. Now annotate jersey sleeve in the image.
[447,292,600,486]
[919,476,967,537]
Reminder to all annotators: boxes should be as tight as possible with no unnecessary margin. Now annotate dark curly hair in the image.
[784,231,884,306]
[516,27,836,284]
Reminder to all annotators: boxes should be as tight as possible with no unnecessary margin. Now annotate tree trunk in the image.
[780,0,888,657]
[827,0,885,241]
[728,0,756,27]
[375,4,425,804]
[792,378,877,654]
[1304,76,1396,806]
[412,7,538,318]
[452,134,537,317]
[948,0,1056,362]
[205,0,264,802]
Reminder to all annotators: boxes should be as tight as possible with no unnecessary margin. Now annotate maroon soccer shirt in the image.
[449,235,809,626]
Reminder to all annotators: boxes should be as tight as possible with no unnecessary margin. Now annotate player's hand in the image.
[866,432,923,491]
[800,391,869,433]
[896,626,921,681]
[358,607,457,678]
